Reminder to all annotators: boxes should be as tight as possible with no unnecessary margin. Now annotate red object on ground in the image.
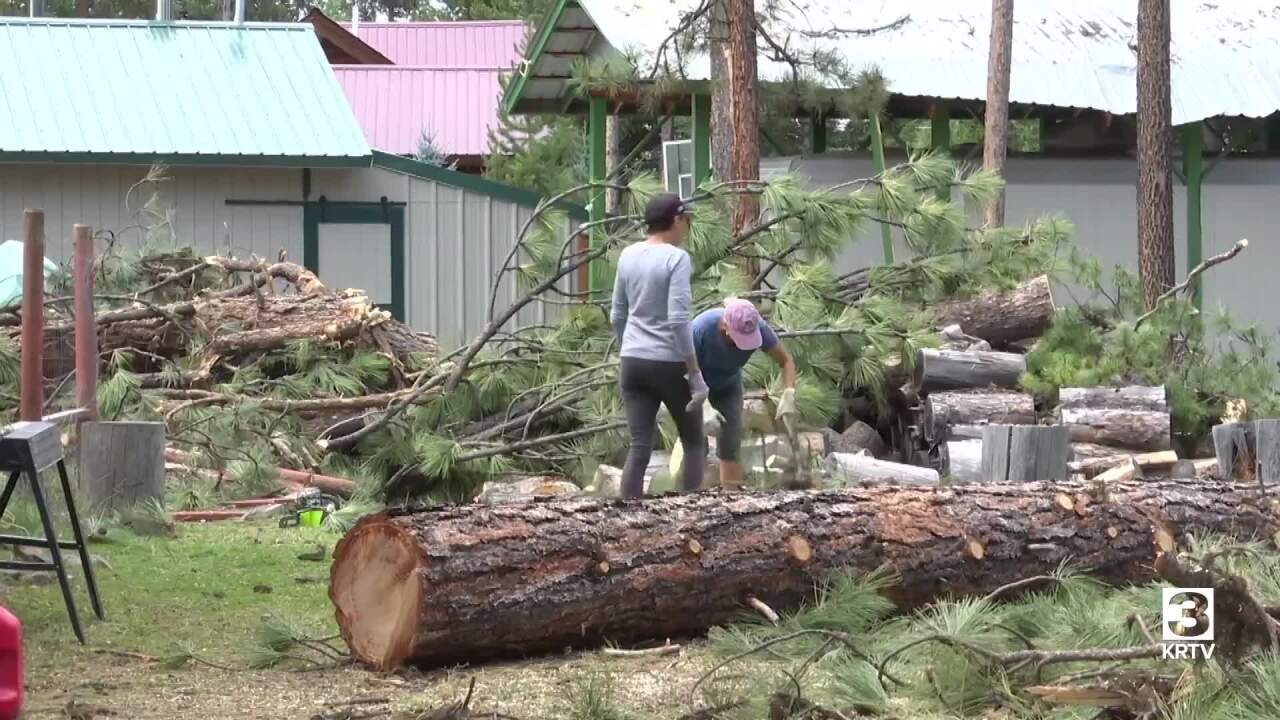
[0,606,22,720]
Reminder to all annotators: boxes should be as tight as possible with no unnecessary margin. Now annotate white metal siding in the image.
[774,153,1280,336]
[0,164,304,264]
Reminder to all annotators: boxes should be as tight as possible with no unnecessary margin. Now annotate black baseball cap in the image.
[644,193,691,226]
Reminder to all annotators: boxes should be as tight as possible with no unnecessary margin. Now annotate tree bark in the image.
[913,348,1027,393]
[1136,0,1175,309]
[1058,407,1171,452]
[982,0,1014,228]
[924,389,1035,443]
[932,275,1055,347]
[1058,385,1167,413]
[725,0,760,236]
[330,480,1280,670]
[709,0,734,183]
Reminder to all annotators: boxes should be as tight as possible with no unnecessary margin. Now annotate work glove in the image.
[686,371,709,412]
[702,399,725,437]
[776,387,798,422]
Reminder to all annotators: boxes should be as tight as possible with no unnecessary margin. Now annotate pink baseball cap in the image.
[723,298,763,350]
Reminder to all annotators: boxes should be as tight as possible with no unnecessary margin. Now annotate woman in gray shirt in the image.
[610,194,709,498]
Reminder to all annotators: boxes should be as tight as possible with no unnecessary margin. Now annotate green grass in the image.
[8,520,338,670]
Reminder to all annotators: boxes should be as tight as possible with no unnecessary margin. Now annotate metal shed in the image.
[0,18,584,350]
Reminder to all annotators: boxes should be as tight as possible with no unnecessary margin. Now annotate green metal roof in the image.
[0,19,372,166]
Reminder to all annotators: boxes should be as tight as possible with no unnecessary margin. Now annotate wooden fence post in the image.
[20,209,45,422]
[73,225,98,419]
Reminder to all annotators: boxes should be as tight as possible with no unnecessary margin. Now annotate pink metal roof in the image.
[332,21,528,157]
[333,66,506,157]
[340,21,526,68]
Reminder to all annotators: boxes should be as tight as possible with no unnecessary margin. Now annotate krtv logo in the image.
[1162,588,1216,660]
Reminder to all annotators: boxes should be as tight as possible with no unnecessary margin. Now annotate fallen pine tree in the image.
[328,479,1277,670]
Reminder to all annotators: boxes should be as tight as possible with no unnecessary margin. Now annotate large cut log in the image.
[1058,386,1167,412]
[1055,386,1171,453]
[943,439,983,483]
[1057,407,1171,452]
[924,390,1035,443]
[1069,450,1179,479]
[913,349,1026,393]
[826,452,940,486]
[329,480,1279,670]
[932,274,1056,346]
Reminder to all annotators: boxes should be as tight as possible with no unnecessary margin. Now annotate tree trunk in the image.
[75,0,91,17]
[1058,407,1171,452]
[1058,385,1167,413]
[913,348,1026,393]
[981,424,1070,482]
[932,275,1055,347]
[1136,0,1175,309]
[725,0,760,236]
[982,0,1014,228]
[826,452,939,486]
[709,0,733,183]
[924,389,1035,443]
[605,115,622,213]
[329,480,1279,670]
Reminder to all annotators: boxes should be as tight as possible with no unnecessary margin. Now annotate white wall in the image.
[0,164,305,264]
[766,153,1279,337]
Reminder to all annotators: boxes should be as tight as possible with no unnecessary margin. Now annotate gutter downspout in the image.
[156,0,171,20]
[234,0,245,22]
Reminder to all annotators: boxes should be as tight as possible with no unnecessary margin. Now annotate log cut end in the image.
[330,516,424,670]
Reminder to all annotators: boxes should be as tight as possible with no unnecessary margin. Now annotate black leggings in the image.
[619,357,704,498]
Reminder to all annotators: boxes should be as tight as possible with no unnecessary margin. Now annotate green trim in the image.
[1182,122,1204,309]
[869,114,894,264]
[811,113,827,154]
[692,93,711,187]
[0,152,370,168]
[588,97,608,293]
[303,202,407,321]
[371,150,587,220]
[501,0,572,115]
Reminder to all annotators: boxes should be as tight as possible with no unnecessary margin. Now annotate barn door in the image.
[303,200,406,321]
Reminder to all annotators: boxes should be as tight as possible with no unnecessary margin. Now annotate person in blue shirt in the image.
[691,298,797,490]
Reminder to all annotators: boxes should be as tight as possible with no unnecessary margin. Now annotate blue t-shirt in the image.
[691,308,779,391]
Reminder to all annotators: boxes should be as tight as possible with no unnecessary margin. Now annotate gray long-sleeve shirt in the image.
[610,241,696,362]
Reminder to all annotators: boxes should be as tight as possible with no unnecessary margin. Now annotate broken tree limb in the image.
[1133,239,1248,329]
[931,274,1055,346]
[913,349,1026,394]
[329,480,1279,670]
[924,390,1035,443]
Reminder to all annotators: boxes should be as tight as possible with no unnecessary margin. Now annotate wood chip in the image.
[786,535,812,564]
[1054,493,1075,512]
[967,538,986,560]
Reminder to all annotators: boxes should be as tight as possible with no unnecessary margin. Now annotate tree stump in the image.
[1253,420,1280,486]
[981,425,1070,483]
[78,421,165,511]
[1212,422,1255,483]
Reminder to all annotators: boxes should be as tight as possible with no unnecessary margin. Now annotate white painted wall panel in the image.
[0,164,304,266]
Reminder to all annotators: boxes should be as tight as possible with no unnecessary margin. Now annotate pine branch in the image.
[456,420,628,464]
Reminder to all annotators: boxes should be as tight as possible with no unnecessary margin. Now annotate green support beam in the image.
[589,96,608,294]
[1182,122,1204,309]
[692,93,712,188]
[930,104,951,202]
[811,113,827,154]
[869,113,895,264]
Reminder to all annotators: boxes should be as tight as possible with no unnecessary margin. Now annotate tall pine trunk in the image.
[709,1,734,183]
[982,0,1013,228]
[1137,0,1175,309]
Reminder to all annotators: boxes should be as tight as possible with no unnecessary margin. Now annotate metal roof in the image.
[342,20,526,67]
[0,18,371,165]
[507,0,1280,124]
[331,21,528,157]
[335,66,508,156]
